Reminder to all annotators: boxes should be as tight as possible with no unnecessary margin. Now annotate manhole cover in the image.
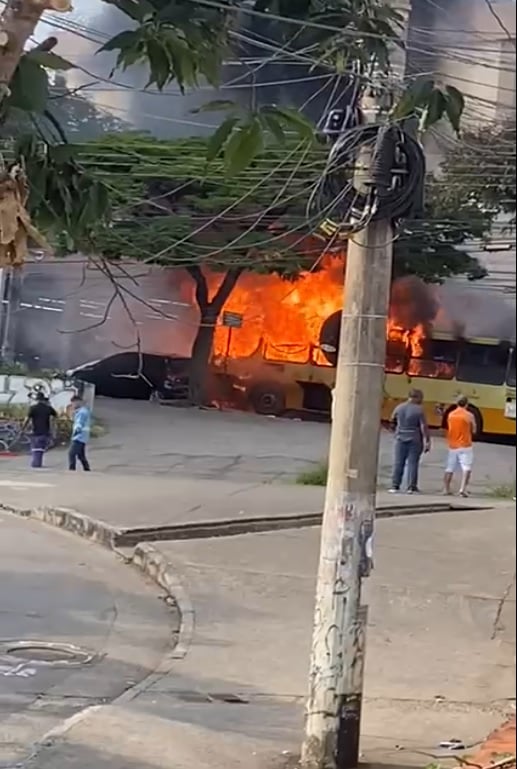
[1,641,96,667]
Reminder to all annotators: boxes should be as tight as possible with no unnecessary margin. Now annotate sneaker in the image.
[407,488,420,494]
[388,488,400,494]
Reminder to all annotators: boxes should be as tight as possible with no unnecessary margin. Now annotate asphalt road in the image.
[0,512,175,768]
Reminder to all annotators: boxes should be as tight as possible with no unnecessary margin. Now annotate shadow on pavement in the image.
[361,765,422,769]
[25,742,162,769]
[274,758,423,769]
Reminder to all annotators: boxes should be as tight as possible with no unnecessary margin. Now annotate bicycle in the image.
[0,422,31,453]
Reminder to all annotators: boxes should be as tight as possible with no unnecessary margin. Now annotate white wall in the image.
[0,375,85,411]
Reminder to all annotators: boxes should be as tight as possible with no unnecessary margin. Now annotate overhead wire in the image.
[480,0,516,47]
[4,2,514,274]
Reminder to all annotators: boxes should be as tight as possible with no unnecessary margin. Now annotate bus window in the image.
[507,348,516,387]
[408,339,457,379]
[385,340,405,374]
[457,343,508,386]
[264,342,310,364]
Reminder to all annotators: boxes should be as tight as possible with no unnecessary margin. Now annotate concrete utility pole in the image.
[301,137,393,769]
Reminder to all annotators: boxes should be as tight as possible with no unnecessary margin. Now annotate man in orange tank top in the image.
[444,395,477,497]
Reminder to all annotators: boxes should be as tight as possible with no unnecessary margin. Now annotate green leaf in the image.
[444,85,465,135]
[146,39,171,89]
[48,144,77,163]
[198,47,222,88]
[98,30,140,54]
[162,32,198,92]
[206,115,239,162]
[9,58,49,113]
[422,89,447,130]
[225,118,264,176]
[258,110,286,144]
[392,79,435,120]
[265,106,315,140]
[192,100,238,114]
[25,50,74,71]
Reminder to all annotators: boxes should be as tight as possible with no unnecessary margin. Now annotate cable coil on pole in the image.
[311,122,426,238]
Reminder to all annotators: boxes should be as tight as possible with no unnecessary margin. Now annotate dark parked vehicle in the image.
[69,353,191,400]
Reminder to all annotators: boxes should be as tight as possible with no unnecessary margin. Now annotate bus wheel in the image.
[468,405,483,439]
[249,382,286,416]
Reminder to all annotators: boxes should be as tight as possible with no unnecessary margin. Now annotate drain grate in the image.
[174,690,249,704]
[2,641,96,667]
[210,693,249,704]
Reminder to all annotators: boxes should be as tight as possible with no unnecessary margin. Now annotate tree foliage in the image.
[62,133,486,402]
[393,178,489,283]
[2,0,466,189]
[1,75,130,142]
[441,119,516,220]
[63,135,486,283]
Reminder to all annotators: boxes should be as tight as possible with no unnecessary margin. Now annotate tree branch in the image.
[209,266,244,315]
[186,264,209,312]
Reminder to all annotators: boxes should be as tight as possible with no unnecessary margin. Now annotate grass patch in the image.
[488,482,516,499]
[296,462,328,486]
[91,416,108,439]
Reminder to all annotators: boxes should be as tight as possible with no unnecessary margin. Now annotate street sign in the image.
[222,311,243,329]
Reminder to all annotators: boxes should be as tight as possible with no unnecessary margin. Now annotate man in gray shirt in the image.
[389,389,431,493]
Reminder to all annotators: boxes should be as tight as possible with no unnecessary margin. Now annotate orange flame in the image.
[209,254,344,365]
[198,257,448,376]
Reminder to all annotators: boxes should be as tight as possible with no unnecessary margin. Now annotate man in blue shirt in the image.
[68,395,91,472]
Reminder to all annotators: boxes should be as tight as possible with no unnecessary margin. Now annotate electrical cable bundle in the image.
[309,122,426,239]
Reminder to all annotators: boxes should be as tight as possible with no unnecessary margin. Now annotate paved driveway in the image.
[4,398,514,493]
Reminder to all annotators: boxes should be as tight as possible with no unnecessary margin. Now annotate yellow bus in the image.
[381,333,516,437]
[221,333,516,437]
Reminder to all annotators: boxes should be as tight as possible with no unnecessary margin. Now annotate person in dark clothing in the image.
[22,392,57,469]
[389,388,431,493]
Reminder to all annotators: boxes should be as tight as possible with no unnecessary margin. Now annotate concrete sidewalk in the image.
[0,471,495,539]
[17,505,517,769]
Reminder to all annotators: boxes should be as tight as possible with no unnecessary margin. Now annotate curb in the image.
[0,502,118,548]
[1,500,480,549]
[106,501,492,547]
[0,502,195,663]
[132,542,194,660]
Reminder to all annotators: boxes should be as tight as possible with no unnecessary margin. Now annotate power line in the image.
[481,0,516,47]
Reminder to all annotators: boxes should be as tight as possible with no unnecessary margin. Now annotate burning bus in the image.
[210,260,516,437]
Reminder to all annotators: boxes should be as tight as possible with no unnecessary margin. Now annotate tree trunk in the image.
[189,314,217,406]
[186,265,243,406]
[0,1,71,102]
[0,2,42,100]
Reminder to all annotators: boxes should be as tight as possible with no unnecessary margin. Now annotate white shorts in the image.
[446,447,474,473]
